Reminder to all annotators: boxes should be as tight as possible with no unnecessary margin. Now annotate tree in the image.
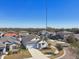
[66,34,76,43]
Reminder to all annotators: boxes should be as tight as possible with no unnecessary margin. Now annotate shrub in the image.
[8,51,12,55]
[56,44,63,51]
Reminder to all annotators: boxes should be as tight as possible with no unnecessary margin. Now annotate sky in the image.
[0,0,79,28]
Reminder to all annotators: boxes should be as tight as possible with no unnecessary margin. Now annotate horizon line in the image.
[0,27,79,29]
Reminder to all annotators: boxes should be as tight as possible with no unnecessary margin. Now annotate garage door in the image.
[26,44,33,48]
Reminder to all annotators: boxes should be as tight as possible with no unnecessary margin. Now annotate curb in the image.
[1,55,6,59]
[55,49,66,59]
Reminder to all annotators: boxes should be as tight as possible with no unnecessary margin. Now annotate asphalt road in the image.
[60,47,76,59]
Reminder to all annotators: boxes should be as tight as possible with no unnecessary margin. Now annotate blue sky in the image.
[0,0,79,28]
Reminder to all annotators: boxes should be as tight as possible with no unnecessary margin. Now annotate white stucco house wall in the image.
[22,35,48,49]
[36,40,48,49]
[0,43,6,54]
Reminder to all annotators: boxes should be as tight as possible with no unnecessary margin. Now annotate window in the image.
[42,43,45,45]
[12,46,18,49]
[6,44,10,51]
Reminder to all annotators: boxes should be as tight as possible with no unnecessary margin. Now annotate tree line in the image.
[0,27,79,34]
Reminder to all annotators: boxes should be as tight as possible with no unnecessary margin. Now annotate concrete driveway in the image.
[28,48,49,59]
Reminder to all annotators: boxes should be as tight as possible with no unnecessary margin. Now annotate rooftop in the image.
[0,37,20,44]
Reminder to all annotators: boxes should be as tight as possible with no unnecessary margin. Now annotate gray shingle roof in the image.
[22,35,36,47]
[0,37,20,44]
[74,34,79,39]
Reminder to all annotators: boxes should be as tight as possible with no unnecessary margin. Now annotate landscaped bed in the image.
[50,50,64,59]
[40,47,56,55]
[4,49,32,59]
[40,47,64,59]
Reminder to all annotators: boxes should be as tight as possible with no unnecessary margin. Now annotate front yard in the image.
[40,47,56,55]
[40,47,64,59]
[50,50,64,59]
[4,49,32,59]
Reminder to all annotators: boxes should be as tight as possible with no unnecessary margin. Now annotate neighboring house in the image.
[56,31,73,41]
[0,43,6,54]
[22,35,48,49]
[3,32,18,37]
[48,32,56,36]
[38,30,49,36]
[42,31,63,41]
[18,36,22,42]
[38,30,57,38]
[0,37,20,54]
[39,31,62,41]
[74,34,79,41]
[19,31,29,36]
[0,32,4,38]
[48,35,64,41]
[39,30,56,35]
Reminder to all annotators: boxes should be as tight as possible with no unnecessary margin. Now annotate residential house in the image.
[39,31,63,41]
[48,35,64,41]
[22,34,48,49]
[36,40,48,49]
[3,32,18,37]
[19,31,29,36]
[48,32,56,36]
[0,32,4,38]
[0,43,6,54]
[38,30,57,38]
[56,31,73,41]
[0,37,20,54]
[74,34,79,41]
[38,30,49,36]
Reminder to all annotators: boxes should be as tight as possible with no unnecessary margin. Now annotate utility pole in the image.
[46,0,48,31]
[42,0,48,41]
[45,0,48,40]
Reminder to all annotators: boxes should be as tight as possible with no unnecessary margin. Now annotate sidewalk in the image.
[1,55,6,59]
